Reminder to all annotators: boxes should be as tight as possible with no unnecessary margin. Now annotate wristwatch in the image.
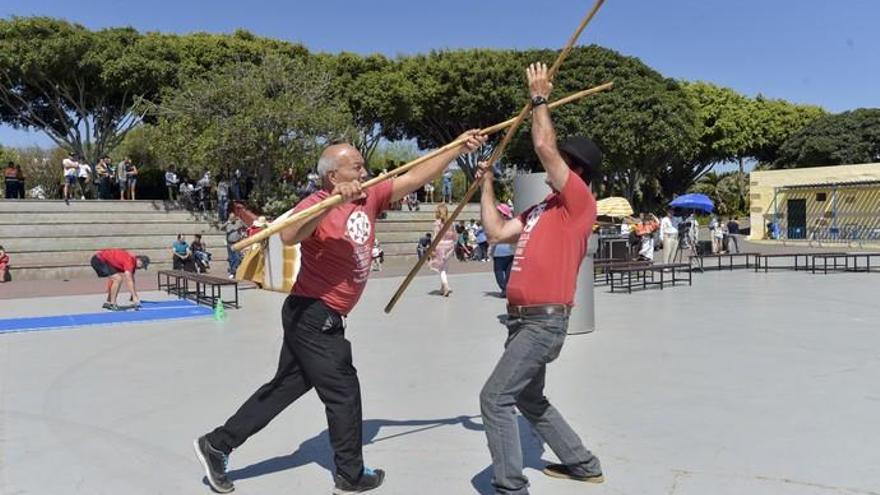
[530,95,548,107]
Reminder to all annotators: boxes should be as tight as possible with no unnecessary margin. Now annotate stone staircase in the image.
[377,203,482,263]
[0,200,482,281]
[0,200,226,281]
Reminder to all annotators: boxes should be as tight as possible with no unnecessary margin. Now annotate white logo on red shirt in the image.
[523,203,546,233]
[346,210,372,245]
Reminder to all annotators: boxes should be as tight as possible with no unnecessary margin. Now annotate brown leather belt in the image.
[507,304,571,317]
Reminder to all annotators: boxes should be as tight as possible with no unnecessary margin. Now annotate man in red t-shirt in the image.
[476,62,604,494]
[90,248,150,310]
[196,132,486,494]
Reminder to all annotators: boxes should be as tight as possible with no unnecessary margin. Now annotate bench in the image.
[845,252,880,273]
[609,262,692,294]
[811,252,880,274]
[754,252,845,273]
[594,259,652,285]
[690,252,760,272]
[157,270,240,309]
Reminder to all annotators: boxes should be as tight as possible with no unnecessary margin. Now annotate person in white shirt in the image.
[62,153,79,202]
[713,220,726,254]
[77,161,92,200]
[660,209,680,264]
[165,167,179,201]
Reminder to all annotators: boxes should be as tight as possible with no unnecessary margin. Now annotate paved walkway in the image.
[2,268,880,494]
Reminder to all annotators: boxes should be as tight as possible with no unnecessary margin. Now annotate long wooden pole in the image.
[384,0,607,313]
[232,81,612,252]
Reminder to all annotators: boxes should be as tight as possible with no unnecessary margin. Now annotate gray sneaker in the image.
[193,436,234,493]
[543,463,604,483]
[333,467,385,494]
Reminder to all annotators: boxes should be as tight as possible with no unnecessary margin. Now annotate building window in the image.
[816,192,827,202]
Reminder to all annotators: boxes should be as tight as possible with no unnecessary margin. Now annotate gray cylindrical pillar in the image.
[513,173,596,335]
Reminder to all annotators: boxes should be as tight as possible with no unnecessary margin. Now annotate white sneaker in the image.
[81,196,85,200]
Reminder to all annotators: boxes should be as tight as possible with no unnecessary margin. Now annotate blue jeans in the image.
[493,256,513,294]
[218,196,229,222]
[227,245,242,276]
[480,314,601,494]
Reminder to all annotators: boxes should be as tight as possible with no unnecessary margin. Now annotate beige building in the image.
[749,163,880,243]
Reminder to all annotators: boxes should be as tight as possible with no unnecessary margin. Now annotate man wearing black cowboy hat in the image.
[475,62,604,494]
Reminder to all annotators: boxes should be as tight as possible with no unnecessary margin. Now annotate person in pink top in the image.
[195,132,486,494]
[475,62,604,494]
[428,203,457,296]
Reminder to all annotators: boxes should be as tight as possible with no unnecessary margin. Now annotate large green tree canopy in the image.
[772,108,880,168]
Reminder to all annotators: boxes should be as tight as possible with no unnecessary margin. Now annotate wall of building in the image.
[749,163,880,240]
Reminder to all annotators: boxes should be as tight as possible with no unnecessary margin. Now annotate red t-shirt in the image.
[506,172,597,306]
[291,180,393,315]
[97,249,137,273]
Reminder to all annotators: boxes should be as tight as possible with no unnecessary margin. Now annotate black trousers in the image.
[207,295,364,482]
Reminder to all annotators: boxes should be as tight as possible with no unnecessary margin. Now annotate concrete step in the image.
[375,221,437,233]
[2,234,228,253]
[7,261,211,281]
[382,206,482,221]
[375,232,424,243]
[0,222,223,237]
[0,211,213,224]
[0,199,188,213]
[11,247,229,268]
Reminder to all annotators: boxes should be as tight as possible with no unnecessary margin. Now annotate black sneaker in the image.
[333,467,385,494]
[193,436,234,493]
[543,463,604,483]
[102,302,114,310]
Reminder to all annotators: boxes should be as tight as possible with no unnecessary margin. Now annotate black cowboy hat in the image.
[559,136,602,184]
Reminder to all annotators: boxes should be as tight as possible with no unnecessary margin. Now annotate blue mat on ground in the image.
[0,300,213,334]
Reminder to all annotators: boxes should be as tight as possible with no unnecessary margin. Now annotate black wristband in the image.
[531,95,548,107]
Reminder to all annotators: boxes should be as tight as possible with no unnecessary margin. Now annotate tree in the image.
[689,171,749,216]
[0,18,313,165]
[750,96,825,165]
[0,18,163,163]
[153,55,352,212]
[530,46,700,208]
[772,108,880,168]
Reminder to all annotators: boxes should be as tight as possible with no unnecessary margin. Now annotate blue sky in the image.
[1,0,878,148]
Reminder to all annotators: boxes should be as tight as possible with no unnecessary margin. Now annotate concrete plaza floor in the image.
[1,268,879,494]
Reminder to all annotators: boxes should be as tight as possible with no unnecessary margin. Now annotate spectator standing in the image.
[115,158,128,199]
[196,171,212,211]
[475,221,489,261]
[371,238,384,271]
[428,203,456,296]
[62,153,79,202]
[231,168,242,200]
[216,174,230,222]
[14,164,25,198]
[4,161,19,199]
[491,203,516,296]
[95,158,111,199]
[165,167,180,201]
[725,217,740,253]
[125,159,138,200]
[424,182,435,203]
[660,209,679,265]
[78,160,92,200]
[0,245,10,282]
[442,168,453,203]
[223,213,246,278]
[634,213,660,261]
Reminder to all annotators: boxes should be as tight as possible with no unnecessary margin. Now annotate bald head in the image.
[317,143,366,187]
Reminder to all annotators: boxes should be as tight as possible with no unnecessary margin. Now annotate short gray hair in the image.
[317,154,339,179]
